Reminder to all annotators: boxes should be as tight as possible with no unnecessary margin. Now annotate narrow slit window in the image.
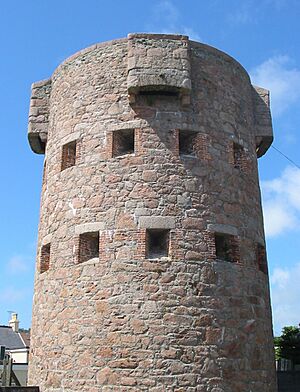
[179,130,197,156]
[61,140,76,171]
[233,143,244,169]
[40,243,51,273]
[146,229,170,259]
[79,232,99,263]
[256,244,268,274]
[112,129,135,157]
[215,233,238,263]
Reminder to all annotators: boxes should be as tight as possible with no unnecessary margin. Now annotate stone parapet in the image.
[28,79,51,154]
[127,33,191,104]
[253,85,273,157]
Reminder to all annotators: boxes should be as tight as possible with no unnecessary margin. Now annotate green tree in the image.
[275,326,300,369]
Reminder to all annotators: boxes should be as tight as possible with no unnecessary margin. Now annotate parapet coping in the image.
[47,33,249,81]
[31,78,51,89]
[75,222,105,235]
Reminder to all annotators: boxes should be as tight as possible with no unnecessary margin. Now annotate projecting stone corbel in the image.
[127,33,192,104]
[252,85,273,157]
[28,78,52,154]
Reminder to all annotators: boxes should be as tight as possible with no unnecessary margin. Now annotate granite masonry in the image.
[28,34,277,391]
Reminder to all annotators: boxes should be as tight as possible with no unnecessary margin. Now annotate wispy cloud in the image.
[250,55,300,117]
[6,255,30,274]
[261,166,300,237]
[270,263,300,335]
[227,0,292,25]
[154,0,178,26]
[146,0,201,41]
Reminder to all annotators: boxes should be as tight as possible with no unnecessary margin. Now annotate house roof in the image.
[19,330,30,347]
[0,326,27,350]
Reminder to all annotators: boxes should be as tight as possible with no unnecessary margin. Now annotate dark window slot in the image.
[79,232,99,263]
[179,130,197,156]
[61,140,76,171]
[256,244,268,274]
[112,129,135,157]
[146,229,170,259]
[215,233,238,263]
[40,243,51,273]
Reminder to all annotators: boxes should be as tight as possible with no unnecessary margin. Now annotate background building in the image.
[0,313,30,386]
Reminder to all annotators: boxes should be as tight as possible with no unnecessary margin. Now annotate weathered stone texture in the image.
[127,33,191,100]
[28,79,51,154]
[28,34,277,391]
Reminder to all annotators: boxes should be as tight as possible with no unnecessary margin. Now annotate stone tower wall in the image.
[28,34,277,392]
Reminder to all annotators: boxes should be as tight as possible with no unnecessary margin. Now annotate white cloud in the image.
[270,263,300,335]
[250,55,300,117]
[262,166,300,237]
[6,255,29,274]
[146,0,202,42]
[154,0,178,26]
[271,267,290,289]
[227,0,291,25]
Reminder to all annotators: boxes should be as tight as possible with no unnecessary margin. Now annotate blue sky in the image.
[0,0,299,336]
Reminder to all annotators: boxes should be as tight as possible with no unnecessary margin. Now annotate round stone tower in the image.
[28,34,277,391]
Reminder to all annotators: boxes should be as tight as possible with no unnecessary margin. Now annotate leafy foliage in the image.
[274,326,300,365]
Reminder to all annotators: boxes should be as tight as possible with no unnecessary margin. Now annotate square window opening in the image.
[233,143,244,169]
[40,243,51,273]
[179,131,197,156]
[113,129,135,157]
[146,229,170,259]
[79,232,99,263]
[215,233,237,263]
[61,140,76,171]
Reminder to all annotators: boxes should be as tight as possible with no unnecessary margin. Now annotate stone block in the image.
[207,223,238,236]
[75,222,105,234]
[138,216,176,229]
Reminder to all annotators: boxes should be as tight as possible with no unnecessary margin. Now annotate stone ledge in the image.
[138,216,176,229]
[60,131,82,146]
[128,33,189,41]
[75,222,105,235]
[207,223,238,236]
[42,233,52,245]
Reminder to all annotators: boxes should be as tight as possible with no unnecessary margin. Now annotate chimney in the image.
[9,313,19,332]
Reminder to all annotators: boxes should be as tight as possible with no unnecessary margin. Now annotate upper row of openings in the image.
[60,131,246,170]
[40,231,267,275]
[60,129,198,171]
